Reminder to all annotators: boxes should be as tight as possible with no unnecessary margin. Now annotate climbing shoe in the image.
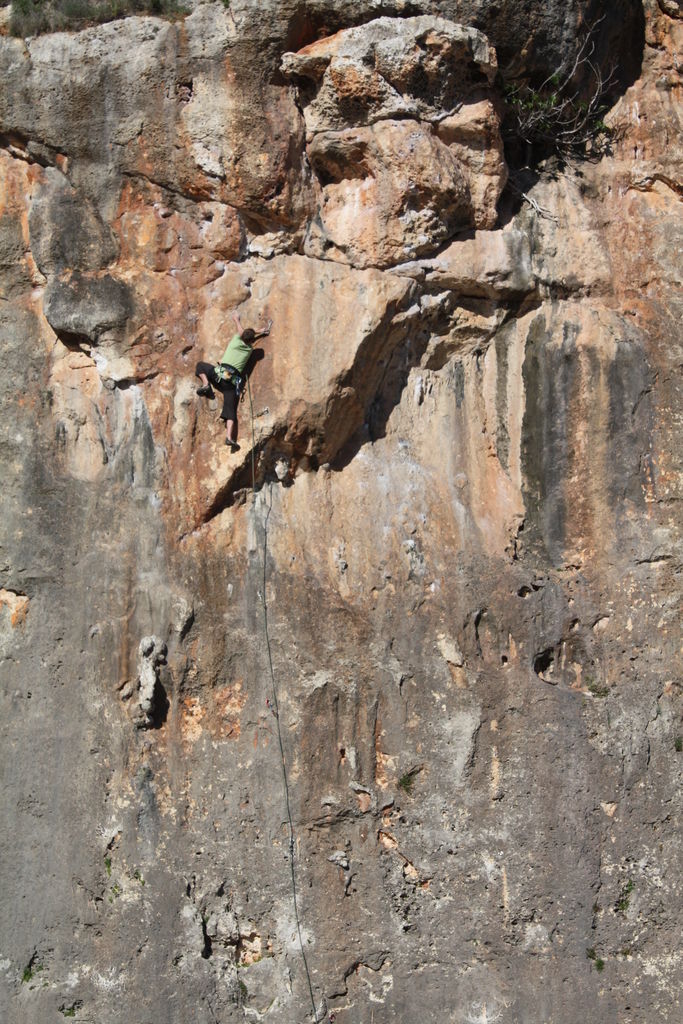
[225,439,240,451]
[196,385,213,397]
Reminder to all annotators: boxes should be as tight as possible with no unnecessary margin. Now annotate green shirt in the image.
[220,334,253,374]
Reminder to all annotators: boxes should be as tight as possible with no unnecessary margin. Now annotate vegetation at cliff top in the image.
[8,0,186,37]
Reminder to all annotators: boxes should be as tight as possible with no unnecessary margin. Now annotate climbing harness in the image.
[214,362,245,399]
[246,378,320,1023]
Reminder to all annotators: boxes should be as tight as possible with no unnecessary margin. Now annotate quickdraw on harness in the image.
[214,361,245,399]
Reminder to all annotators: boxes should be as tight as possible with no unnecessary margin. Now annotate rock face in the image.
[284,17,505,265]
[0,3,680,1024]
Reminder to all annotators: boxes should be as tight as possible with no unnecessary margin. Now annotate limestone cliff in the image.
[0,2,681,1023]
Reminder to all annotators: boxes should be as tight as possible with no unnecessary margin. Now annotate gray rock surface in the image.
[0,3,680,1024]
[43,272,133,345]
[28,168,118,275]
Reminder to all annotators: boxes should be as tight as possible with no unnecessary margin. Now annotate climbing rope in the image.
[246,378,319,1022]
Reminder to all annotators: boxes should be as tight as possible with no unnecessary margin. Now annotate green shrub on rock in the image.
[9,0,185,38]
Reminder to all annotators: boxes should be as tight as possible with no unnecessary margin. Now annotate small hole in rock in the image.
[534,649,554,676]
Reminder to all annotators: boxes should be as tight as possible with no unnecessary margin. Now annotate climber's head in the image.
[241,327,256,344]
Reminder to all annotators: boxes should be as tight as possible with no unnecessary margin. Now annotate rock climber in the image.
[195,311,272,451]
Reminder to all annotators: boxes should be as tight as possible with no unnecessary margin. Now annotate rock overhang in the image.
[282,15,507,269]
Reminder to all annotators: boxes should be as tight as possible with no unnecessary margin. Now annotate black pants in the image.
[195,361,237,422]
